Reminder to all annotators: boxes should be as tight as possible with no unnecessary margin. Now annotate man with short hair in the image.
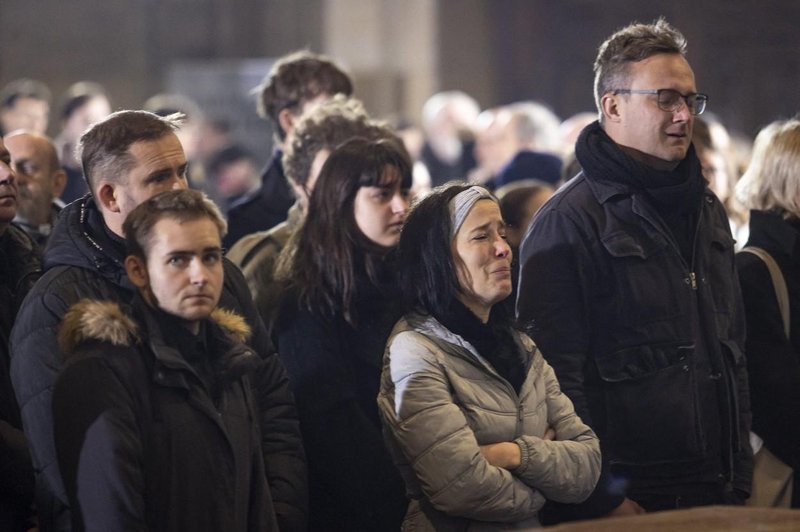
[0,137,38,532]
[54,189,276,531]
[0,79,51,137]
[226,95,394,331]
[224,50,353,248]
[11,110,306,532]
[4,131,67,247]
[517,19,752,521]
[491,102,563,188]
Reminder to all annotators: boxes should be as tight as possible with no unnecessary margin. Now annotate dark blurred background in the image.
[1,0,797,156]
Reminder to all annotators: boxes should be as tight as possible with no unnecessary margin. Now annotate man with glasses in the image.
[517,18,752,521]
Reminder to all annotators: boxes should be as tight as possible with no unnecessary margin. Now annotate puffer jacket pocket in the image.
[595,341,705,465]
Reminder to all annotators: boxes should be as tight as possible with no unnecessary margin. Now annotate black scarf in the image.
[576,121,706,261]
[434,300,525,394]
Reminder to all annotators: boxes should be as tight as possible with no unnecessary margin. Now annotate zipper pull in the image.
[689,272,697,290]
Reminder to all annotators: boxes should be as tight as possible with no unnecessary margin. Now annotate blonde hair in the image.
[736,119,800,217]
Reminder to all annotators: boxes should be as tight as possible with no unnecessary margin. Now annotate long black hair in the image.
[276,136,412,324]
[396,183,473,317]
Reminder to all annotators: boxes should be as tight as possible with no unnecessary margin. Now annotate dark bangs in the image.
[356,138,413,190]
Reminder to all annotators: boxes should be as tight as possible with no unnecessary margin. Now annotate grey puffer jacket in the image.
[378,312,600,531]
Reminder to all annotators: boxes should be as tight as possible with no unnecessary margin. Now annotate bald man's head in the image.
[4,131,66,225]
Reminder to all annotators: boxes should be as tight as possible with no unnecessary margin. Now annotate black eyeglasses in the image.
[613,88,708,116]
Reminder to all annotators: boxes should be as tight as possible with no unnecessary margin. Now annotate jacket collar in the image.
[43,194,134,290]
[59,297,253,365]
[400,311,537,374]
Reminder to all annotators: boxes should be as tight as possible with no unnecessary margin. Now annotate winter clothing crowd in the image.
[0,17,798,532]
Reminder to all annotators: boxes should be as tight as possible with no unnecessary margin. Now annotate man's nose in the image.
[673,100,692,122]
[189,258,209,284]
[0,164,15,185]
[171,174,189,190]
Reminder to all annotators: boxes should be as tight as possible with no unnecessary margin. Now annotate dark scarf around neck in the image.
[434,299,525,394]
[576,120,706,218]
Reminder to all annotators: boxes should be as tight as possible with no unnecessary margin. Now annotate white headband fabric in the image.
[449,186,495,238]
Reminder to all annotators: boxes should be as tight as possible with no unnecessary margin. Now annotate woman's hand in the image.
[479,442,521,470]
[479,427,556,470]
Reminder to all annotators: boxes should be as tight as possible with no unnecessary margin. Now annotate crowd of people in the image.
[0,15,798,532]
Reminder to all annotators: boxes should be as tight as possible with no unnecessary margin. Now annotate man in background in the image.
[4,131,66,247]
[0,79,51,136]
[224,50,353,248]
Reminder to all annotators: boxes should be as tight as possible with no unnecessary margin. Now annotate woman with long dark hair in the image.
[378,184,600,530]
[274,137,411,530]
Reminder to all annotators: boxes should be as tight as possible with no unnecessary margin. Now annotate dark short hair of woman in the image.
[397,182,471,317]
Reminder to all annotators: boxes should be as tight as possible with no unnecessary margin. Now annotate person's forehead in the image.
[13,97,48,111]
[128,132,184,164]
[463,199,502,227]
[628,53,695,85]
[150,216,220,247]
[5,134,39,156]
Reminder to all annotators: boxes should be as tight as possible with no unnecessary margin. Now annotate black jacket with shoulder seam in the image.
[10,195,307,532]
[54,298,275,532]
[518,168,752,517]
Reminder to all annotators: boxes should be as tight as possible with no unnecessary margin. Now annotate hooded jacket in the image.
[378,312,600,530]
[53,298,275,532]
[10,195,307,532]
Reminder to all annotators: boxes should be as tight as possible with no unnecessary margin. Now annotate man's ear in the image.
[124,255,149,289]
[96,181,121,213]
[51,169,67,199]
[277,108,296,140]
[601,92,623,123]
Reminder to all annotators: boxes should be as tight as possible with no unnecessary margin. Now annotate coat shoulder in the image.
[58,300,138,356]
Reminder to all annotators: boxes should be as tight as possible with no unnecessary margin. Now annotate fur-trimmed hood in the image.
[58,299,252,356]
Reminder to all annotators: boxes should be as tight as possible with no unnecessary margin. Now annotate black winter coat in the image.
[224,152,294,249]
[10,196,307,532]
[737,210,800,507]
[274,269,408,531]
[518,162,752,516]
[0,224,40,531]
[53,298,274,531]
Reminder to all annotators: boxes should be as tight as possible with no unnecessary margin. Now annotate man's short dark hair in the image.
[593,18,688,116]
[254,50,353,141]
[79,110,182,192]
[283,95,394,188]
[123,188,226,261]
[0,78,52,109]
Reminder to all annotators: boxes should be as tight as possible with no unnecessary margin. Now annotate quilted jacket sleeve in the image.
[513,355,600,503]
[379,331,544,523]
[53,348,148,532]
